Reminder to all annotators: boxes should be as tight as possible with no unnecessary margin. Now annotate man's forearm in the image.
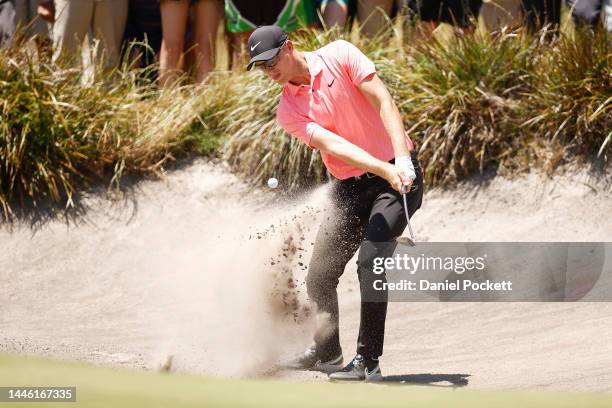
[379,98,412,157]
[310,127,388,177]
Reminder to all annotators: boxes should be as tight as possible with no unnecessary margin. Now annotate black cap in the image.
[246,25,287,71]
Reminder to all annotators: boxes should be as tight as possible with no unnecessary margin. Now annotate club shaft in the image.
[402,192,415,241]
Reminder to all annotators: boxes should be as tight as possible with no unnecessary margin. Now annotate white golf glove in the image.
[395,155,416,192]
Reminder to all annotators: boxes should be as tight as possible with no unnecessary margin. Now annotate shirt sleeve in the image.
[276,102,322,148]
[334,40,377,86]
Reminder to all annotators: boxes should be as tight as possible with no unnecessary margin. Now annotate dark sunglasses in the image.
[255,42,286,71]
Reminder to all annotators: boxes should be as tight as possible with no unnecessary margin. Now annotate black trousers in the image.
[307,151,423,359]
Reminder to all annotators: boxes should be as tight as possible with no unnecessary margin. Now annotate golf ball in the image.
[268,177,279,189]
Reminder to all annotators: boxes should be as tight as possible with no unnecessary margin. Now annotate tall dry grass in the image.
[0,44,225,218]
[0,23,610,220]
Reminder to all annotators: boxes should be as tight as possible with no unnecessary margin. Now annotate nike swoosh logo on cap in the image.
[250,41,261,51]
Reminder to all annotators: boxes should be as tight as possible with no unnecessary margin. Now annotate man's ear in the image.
[285,40,294,52]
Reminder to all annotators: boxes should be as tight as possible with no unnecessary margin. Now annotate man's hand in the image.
[395,155,416,193]
[381,162,410,193]
[37,1,55,23]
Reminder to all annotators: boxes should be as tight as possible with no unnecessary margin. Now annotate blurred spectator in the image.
[124,0,162,70]
[16,0,51,40]
[316,0,349,28]
[480,0,523,30]
[357,0,396,36]
[521,0,561,31]
[313,1,398,36]
[36,0,54,22]
[159,0,222,88]
[404,0,483,28]
[224,0,316,68]
[0,0,16,48]
[51,0,128,69]
[567,0,612,30]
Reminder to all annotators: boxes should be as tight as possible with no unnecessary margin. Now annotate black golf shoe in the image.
[328,354,383,382]
[285,345,343,373]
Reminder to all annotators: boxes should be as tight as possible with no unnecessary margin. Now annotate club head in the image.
[397,236,416,247]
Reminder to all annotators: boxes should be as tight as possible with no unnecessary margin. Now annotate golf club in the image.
[397,184,416,246]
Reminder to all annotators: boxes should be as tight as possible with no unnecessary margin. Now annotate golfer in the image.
[247,25,423,381]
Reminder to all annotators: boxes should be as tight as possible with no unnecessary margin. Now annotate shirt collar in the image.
[305,51,324,80]
[285,51,324,96]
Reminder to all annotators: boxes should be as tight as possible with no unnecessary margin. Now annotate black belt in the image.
[352,171,379,181]
[349,158,396,182]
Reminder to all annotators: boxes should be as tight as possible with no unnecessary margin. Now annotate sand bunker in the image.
[1,160,611,390]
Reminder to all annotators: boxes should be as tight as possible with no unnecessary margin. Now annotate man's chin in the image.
[274,77,288,86]
[269,71,286,83]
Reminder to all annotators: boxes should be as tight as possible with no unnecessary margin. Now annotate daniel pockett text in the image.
[359,242,611,302]
[372,253,513,293]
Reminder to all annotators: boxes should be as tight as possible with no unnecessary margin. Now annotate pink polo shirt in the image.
[276,40,395,180]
